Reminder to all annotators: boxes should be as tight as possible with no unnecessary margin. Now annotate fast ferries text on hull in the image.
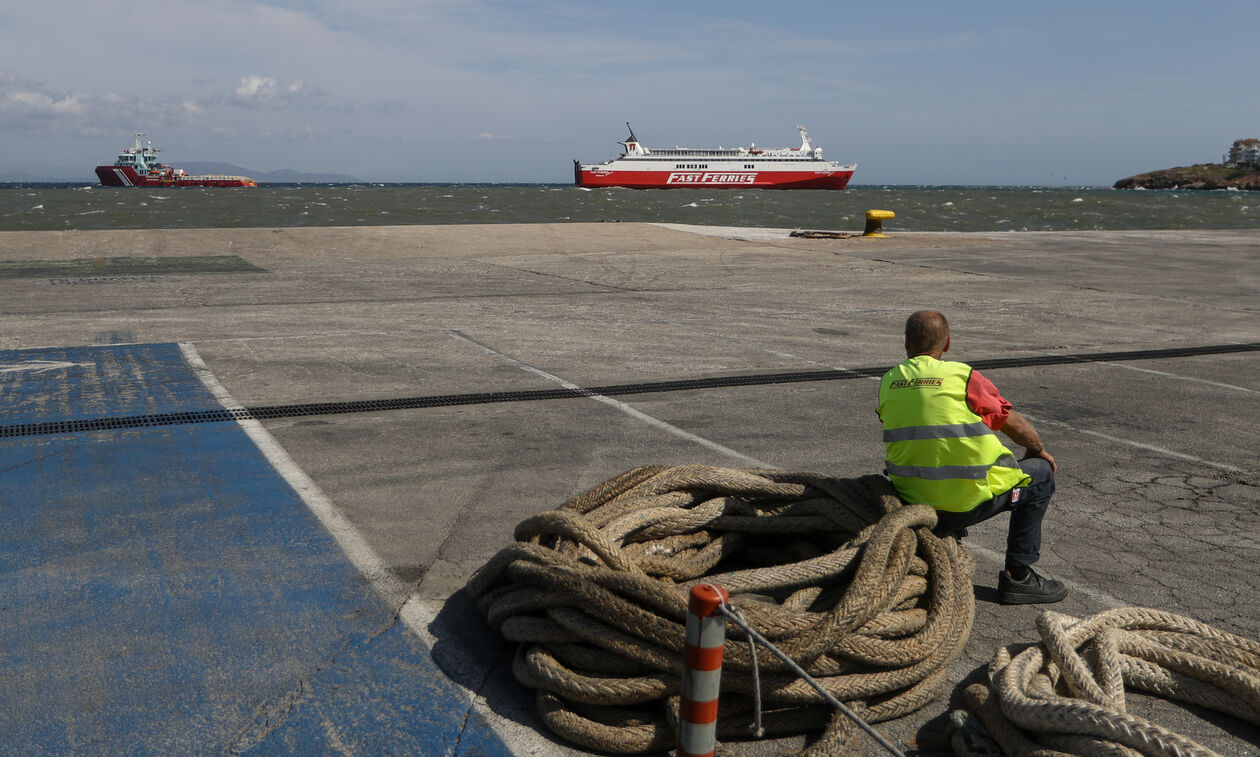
[574,125,855,190]
[95,133,257,188]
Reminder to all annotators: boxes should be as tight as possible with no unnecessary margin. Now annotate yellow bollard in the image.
[862,209,895,238]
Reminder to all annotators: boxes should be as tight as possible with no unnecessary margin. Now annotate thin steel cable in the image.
[716,602,907,757]
[724,604,765,739]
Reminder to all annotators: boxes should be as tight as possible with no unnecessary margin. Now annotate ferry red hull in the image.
[95,165,256,188]
[575,167,853,190]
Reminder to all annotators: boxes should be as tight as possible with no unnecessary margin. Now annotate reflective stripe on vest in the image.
[885,454,1024,481]
[882,421,992,443]
[878,356,1029,512]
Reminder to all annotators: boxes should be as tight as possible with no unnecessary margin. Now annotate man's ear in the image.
[942,335,951,354]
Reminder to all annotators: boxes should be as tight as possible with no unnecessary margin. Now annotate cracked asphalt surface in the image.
[0,223,1255,755]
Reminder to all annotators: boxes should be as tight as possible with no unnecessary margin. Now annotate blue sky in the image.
[1,1,1255,184]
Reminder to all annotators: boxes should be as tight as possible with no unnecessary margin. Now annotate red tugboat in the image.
[574,124,855,190]
[95,133,257,187]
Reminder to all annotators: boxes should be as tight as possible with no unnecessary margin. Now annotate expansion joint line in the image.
[1,342,1256,440]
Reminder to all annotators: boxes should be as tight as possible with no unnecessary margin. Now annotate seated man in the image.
[877,310,1066,604]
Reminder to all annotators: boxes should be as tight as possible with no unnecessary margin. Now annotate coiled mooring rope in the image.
[954,607,1260,757]
[465,464,976,754]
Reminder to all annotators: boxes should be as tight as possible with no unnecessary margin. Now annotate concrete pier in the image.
[1,223,1257,755]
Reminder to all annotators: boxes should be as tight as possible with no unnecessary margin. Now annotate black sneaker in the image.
[997,568,1067,605]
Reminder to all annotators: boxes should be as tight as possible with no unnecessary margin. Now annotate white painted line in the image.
[180,342,411,608]
[179,342,535,755]
[447,330,773,468]
[1026,414,1244,474]
[1099,361,1259,394]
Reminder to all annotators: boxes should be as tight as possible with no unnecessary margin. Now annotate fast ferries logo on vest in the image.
[888,377,943,389]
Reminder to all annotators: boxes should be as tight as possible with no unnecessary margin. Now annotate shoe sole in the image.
[997,587,1067,605]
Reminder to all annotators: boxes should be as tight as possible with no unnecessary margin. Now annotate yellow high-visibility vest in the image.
[877,356,1029,511]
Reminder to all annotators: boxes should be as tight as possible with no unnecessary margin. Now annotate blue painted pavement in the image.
[0,343,510,755]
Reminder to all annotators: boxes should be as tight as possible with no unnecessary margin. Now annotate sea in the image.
[1,183,1257,233]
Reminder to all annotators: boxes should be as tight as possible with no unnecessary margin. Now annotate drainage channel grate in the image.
[2,342,1256,439]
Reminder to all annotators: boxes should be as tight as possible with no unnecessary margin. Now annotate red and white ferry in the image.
[95,133,257,188]
[574,124,855,190]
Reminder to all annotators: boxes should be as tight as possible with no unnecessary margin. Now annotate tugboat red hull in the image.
[95,165,257,188]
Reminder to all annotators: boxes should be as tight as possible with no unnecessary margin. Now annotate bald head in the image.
[904,310,951,357]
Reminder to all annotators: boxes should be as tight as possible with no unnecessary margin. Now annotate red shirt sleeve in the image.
[966,369,1012,430]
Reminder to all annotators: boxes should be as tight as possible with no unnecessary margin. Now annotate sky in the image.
[1,0,1256,185]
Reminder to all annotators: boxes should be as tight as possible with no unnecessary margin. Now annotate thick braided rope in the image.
[466,465,976,754]
[954,608,1260,757]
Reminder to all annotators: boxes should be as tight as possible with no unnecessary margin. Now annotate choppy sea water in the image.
[1,183,1257,232]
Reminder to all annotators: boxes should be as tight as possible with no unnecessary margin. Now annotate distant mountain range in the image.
[0,160,361,184]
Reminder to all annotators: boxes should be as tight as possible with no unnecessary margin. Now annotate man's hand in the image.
[1022,446,1057,473]
[999,410,1058,473]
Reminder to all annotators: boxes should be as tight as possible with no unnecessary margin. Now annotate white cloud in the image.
[229,74,339,113]
[474,132,512,142]
[0,74,89,118]
[0,69,220,139]
[4,90,88,117]
[233,75,302,108]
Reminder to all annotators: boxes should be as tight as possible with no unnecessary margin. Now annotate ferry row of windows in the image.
[635,157,817,162]
[674,163,762,170]
[654,150,741,157]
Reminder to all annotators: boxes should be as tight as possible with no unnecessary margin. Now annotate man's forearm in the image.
[999,411,1043,452]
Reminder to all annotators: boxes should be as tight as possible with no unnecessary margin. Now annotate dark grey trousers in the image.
[932,457,1055,571]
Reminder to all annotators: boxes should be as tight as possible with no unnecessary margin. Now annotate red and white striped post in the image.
[678,583,729,757]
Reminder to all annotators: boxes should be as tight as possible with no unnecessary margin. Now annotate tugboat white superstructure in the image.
[574,124,855,190]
